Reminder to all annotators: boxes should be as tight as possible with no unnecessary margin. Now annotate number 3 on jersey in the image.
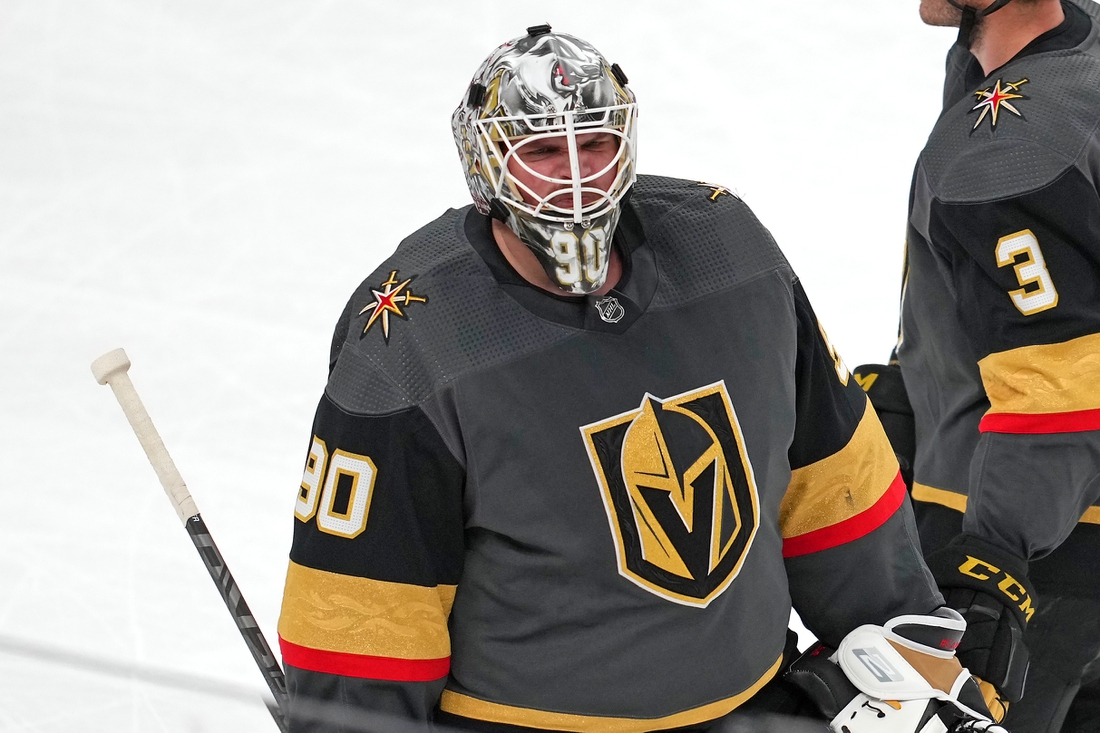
[294,436,377,539]
[996,229,1059,316]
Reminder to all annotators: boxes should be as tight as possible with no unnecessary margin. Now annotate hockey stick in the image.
[91,348,289,733]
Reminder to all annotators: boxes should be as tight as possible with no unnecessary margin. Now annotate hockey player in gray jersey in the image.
[278,27,1003,733]
[855,0,1100,730]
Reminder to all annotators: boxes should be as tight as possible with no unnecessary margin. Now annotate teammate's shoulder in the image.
[1073,0,1100,25]
[923,28,1100,202]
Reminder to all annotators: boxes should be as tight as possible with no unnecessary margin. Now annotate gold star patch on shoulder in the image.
[970,78,1028,132]
[696,181,738,202]
[358,270,427,343]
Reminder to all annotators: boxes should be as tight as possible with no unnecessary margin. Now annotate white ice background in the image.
[0,2,957,730]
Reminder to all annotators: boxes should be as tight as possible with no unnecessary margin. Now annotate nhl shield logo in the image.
[580,381,760,607]
[594,295,625,323]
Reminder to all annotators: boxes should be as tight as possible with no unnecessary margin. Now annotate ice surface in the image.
[0,2,956,730]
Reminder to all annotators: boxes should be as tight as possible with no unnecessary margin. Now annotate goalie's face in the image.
[499,130,625,216]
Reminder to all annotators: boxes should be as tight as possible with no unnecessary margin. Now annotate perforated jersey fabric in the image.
[920,50,1100,205]
[326,175,789,418]
[630,177,790,312]
[327,211,572,418]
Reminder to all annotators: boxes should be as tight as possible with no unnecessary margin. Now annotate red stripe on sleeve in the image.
[979,408,1100,434]
[279,637,449,682]
[782,471,907,558]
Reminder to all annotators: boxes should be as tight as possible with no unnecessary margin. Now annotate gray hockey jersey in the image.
[279,175,941,731]
[900,0,1100,566]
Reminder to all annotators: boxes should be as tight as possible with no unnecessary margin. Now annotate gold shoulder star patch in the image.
[358,270,428,342]
[696,181,738,202]
[970,78,1028,132]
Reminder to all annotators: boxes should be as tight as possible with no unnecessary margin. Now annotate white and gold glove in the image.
[786,608,1009,733]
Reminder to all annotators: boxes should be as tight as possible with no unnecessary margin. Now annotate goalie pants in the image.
[916,503,1100,733]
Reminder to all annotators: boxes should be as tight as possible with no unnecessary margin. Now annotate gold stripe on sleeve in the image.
[912,483,1100,526]
[978,333,1100,415]
[277,560,456,659]
[780,406,899,538]
[911,483,967,513]
[439,653,783,732]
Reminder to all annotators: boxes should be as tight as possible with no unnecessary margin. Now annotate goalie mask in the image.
[452,26,638,294]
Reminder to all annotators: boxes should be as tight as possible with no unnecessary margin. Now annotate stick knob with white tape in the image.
[91,347,289,731]
[91,347,198,523]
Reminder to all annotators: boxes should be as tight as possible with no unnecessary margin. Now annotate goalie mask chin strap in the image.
[949,0,1014,47]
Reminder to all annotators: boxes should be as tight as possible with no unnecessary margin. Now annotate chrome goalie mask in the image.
[452,26,638,294]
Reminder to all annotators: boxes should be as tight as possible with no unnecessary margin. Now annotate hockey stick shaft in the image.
[184,515,289,730]
[91,348,289,733]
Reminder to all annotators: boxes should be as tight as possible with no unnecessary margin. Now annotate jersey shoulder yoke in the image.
[631,175,790,309]
[922,28,1100,203]
[326,206,571,415]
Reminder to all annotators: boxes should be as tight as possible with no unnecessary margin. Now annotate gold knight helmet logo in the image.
[580,381,760,607]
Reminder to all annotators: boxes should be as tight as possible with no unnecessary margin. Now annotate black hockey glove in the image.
[925,533,1033,713]
[853,363,914,489]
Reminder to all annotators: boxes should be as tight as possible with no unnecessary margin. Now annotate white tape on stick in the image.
[91,348,199,523]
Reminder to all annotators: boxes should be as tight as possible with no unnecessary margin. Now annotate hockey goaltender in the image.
[275,25,1007,733]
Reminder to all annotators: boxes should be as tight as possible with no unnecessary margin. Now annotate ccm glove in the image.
[785,608,1006,732]
[925,534,1033,710]
[853,363,914,489]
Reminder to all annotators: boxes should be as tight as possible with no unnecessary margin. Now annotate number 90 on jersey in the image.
[294,437,377,539]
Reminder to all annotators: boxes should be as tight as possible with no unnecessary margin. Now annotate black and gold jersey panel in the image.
[925,168,1100,430]
[278,392,465,686]
[781,280,906,559]
[285,393,465,584]
[924,167,1100,358]
[778,281,928,646]
[901,9,1100,555]
[787,280,867,470]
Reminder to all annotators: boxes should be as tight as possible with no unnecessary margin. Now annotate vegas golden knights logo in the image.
[580,381,759,607]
